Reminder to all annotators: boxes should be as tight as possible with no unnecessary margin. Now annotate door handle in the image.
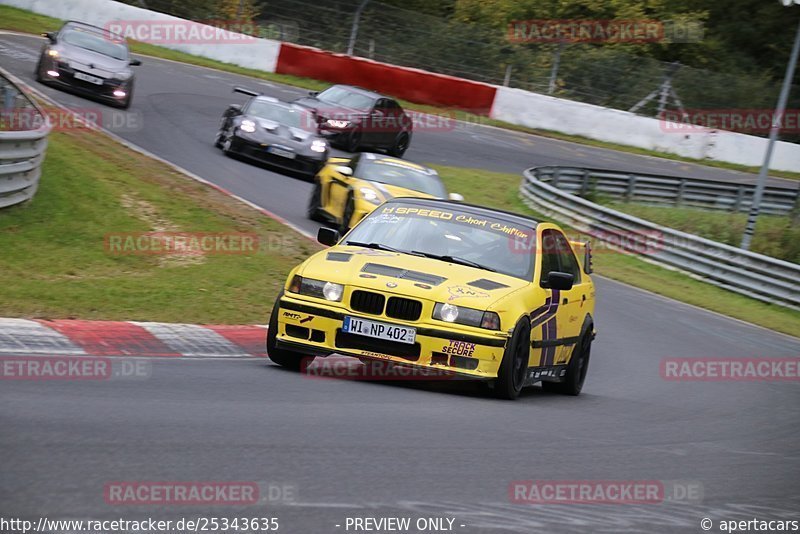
[562,298,568,305]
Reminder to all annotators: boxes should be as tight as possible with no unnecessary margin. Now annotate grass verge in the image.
[2,4,798,182]
[600,201,800,264]
[433,164,800,337]
[0,120,319,324]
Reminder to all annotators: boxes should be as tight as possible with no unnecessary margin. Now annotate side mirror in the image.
[309,91,319,97]
[42,32,57,43]
[546,271,574,291]
[448,192,464,202]
[317,227,340,247]
[334,165,353,176]
[129,58,142,66]
[224,104,242,117]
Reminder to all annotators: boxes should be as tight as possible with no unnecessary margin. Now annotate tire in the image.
[35,58,44,83]
[388,132,410,158]
[493,319,531,400]
[542,330,592,396]
[338,192,355,235]
[221,133,234,157]
[307,181,326,222]
[345,129,362,153]
[266,292,312,371]
[118,84,133,110]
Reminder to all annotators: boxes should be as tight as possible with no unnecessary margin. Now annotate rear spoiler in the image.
[569,240,593,274]
[233,86,261,97]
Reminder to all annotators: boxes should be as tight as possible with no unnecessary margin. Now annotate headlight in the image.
[359,187,381,204]
[325,119,351,128]
[240,119,257,133]
[288,275,343,302]
[310,139,327,153]
[46,49,59,57]
[432,303,501,330]
[113,71,133,81]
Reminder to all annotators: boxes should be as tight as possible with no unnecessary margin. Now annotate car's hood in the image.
[356,178,438,201]
[58,44,128,75]
[300,246,530,310]
[240,115,321,146]
[292,97,367,119]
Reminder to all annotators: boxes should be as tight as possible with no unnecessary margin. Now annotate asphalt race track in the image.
[1,32,799,533]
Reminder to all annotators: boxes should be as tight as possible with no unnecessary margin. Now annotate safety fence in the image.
[534,166,800,216]
[0,68,50,208]
[520,167,800,309]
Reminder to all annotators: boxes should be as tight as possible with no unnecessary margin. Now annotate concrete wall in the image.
[490,86,800,172]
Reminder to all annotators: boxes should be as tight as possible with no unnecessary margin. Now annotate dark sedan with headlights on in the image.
[215,87,330,177]
[293,85,413,157]
[35,21,140,109]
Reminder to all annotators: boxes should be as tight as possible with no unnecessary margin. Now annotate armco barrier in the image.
[535,166,800,216]
[0,69,50,209]
[275,43,497,112]
[520,167,800,310]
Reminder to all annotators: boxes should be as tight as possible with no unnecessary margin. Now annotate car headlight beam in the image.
[240,119,257,133]
[325,119,351,128]
[359,187,381,205]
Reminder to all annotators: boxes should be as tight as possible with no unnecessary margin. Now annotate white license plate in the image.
[342,316,416,345]
[267,146,296,159]
[74,72,103,85]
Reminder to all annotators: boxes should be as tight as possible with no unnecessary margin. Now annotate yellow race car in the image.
[307,152,462,233]
[268,197,596,400]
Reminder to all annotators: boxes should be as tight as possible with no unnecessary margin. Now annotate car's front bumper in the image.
[40,58,131,104]
[229,135,326,175]
[274,294,509,379]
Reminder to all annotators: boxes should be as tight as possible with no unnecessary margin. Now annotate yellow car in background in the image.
[307,152,462,233]
[268,197,596,400]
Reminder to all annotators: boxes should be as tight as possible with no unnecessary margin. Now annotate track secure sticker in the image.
[442,340,476,357]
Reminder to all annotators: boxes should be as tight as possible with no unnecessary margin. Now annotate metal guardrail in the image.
[0,69,50,209]
[535,166,800,216]
[520,167,800,310]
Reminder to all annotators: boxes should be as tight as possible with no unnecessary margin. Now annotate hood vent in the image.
[362,263,446,286]
[467,278,509,290]
[326,252,352,262]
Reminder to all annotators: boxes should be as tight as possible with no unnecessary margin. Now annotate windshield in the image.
[61,28,128,61]
[246,100,315,131]
[358,160,447,197]
[345,203,536,280]
[316,86,374,111]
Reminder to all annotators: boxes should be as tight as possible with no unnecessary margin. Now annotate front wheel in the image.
[493,319,530,400]
[266,292,312,371]
[338,193,355,235]
[542,331,592,396]
[388,132,410,158]
[345,129,362,153]
[307,181,325,222]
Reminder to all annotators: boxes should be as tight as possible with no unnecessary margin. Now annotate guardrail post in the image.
[676,179,686,207]
[580,170,590,196]
[552,168,561,188]
[625,174,636,202]
[791,189,800,225]
[734,185,745,212]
